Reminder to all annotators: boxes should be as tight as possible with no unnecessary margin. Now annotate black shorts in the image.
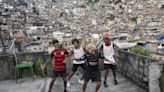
[104,64,116,70]
[52,69,67,78]
[72,63,86,72]
[84,70,101,82]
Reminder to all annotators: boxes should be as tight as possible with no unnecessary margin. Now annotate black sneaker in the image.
[64,89,67,92]
[114,80,118,85]
[103,81,108,88]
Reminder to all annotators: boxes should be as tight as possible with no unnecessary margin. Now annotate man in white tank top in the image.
[67,38,86,87]
[101,37,121,87]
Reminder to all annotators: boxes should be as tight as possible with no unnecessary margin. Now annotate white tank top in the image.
[73,46,85,64]
[103,43,115,64]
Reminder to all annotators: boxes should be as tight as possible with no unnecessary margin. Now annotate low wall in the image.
[1,51,164,92]
[0,52,47,80]
[0,55,14,79]
[149,62,164,92]
[115,50,164,92]
[16,52,47,76]
[17,52,46,63]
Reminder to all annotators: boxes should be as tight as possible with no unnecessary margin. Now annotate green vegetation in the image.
[106,14,115,20]
[36,58,46,77]
[131,16,138,22]
[130,46,151,56]
[87,0,100,4]
[59,12,65,17]
[80,5,86,8]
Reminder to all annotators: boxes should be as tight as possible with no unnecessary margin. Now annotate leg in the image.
[80,64,86,80]
[93,70,101,92]
[62,77,67,91]
[67,71,76,81]
[103,69,109,87]
[48,78,56,92]
[83,70,90,92]
[61,68,67,91]
[104,69,109,82]
[83,80,89,92]
[111,66,117,85]
[68,64,78,81]
[95,81,101,92]
[48,70,58,92]
[80,73,84,80]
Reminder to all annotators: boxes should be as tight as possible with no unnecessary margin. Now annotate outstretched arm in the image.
[42,55,53,69]
[113,43,121,51]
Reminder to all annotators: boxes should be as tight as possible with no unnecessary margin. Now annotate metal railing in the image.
[9,38,18,63]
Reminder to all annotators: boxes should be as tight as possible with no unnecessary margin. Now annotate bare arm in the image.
[113,43,121,51]
[42,56,53,69]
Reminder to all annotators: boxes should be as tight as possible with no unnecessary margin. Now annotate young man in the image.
[81,43,111,92]
[42,39,69,92]
[67,38,86,87]
[102,37,120,87]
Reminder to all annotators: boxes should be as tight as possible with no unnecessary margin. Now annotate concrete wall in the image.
[0,55,14,80]
[160,64,164,92]
[149,62,164,92]
[17,52,46,63]
[16,52,47,76]
[0,52,47,80]
[115,50,164,92]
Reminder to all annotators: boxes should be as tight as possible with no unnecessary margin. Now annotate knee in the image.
[105,69,109,72]
[51,78,56,81]
[83,84,87,88]
[71,71,76,74]
[83,81,88,87]
[97,82,101,86]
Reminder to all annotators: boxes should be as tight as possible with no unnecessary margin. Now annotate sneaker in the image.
[67,81,70,87]
[48,90,51,92]
[78,79,84,84]
[103,81,108,88]
[114,80,118,85]
[64,89,67,92]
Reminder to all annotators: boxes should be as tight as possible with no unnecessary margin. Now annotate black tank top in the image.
[85,51,104,70]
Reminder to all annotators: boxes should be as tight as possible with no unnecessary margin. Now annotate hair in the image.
[86,43,96,49]
[52,39,59,44]
[71,38,79,44]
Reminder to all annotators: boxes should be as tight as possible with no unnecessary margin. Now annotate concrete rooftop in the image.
[0,71,146,92]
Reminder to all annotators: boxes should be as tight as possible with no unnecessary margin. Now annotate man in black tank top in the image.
[80,43,111,92]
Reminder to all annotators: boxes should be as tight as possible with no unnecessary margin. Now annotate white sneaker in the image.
[67,81,70,87]
[78,79,84,84]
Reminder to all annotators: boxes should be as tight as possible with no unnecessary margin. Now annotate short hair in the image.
[86,43,96,49]
[52,39,59,44]
[71,38,79,44]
